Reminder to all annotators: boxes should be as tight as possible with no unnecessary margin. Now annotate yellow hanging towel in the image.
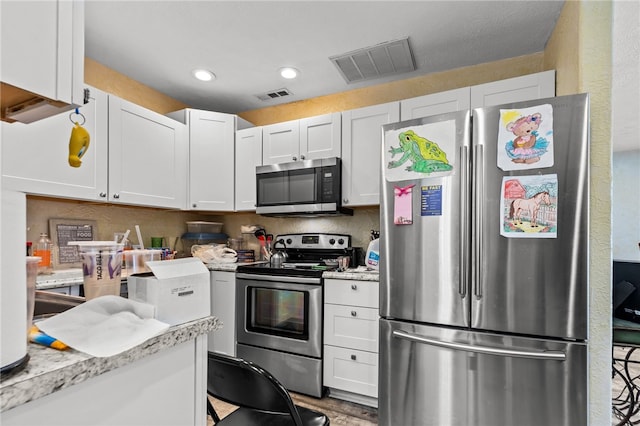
[68,121,90,167]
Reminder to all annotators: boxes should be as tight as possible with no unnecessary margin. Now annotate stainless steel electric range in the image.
[235,233,354,398]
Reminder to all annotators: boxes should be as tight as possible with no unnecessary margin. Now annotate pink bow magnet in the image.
[394,184,415,197]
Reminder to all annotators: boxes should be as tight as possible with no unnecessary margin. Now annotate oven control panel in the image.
[276,233,351,250]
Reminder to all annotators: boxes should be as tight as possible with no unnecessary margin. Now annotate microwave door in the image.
[289,168,316,204]
[258,170,290,205]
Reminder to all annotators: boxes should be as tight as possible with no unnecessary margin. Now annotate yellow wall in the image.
[239,53,545,126]
[84,58,188,114]
[543,1,612,423]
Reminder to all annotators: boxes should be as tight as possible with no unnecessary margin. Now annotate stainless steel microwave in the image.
[255,157,353,216]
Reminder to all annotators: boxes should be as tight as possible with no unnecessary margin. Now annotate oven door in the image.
[236,273,322,358]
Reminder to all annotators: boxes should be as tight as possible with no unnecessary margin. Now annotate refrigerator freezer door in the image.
[380,110,471,327]
[379,319,587,426]
[472,93,589,340]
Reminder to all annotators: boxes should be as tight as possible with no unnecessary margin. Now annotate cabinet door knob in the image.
[300,155,305,160]
[343,198,348,204]
[351,284,358,290]
[292,156,297,161]
[350,354,357,361]
[99,192,107,198]
[113,193,120,199]
[192,203,197,208]
[351,310,357,317]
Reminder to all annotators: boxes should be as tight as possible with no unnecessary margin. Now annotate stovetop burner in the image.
[236,233,351,278]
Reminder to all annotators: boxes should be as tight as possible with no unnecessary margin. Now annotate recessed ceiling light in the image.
[192,69,215,82]
[280,67,299,79]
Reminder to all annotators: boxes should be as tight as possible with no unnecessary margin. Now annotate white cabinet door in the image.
[0,0,84,116]
[235,127,262,211]
[324,304,379,352]
[108,96,187,209]
[323,345,378,398]
[209,271,236,356]
[2,87,108,201]
[400,87,471,120]
[262,120,300,165]
[324,279,379,308]
[341,102,400,206]
[186,110,235,211]
[470,70,556,108]
[300,112,341,160]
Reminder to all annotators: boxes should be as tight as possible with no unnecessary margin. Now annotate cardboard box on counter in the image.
[127,257,210,326]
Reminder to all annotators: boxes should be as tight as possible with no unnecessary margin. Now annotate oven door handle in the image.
[236,273,322,285]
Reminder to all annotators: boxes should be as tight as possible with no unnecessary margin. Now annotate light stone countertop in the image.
[38,263,379,290]
[0,316,220,413]
[323,268,380,281]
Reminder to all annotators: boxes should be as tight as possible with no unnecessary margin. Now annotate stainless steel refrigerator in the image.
[379,93,589,426]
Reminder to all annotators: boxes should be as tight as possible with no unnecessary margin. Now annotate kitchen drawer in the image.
[323,345,378,398]
[324,279,379,308]
[324,304,379,352]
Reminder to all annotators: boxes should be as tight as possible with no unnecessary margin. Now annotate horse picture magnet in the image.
[500,174,558,238]
[497,104,554,171]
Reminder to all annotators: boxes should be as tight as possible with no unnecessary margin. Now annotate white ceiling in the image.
[85,0,566,114]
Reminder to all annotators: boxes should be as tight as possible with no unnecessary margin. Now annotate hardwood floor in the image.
[207,392,378,425]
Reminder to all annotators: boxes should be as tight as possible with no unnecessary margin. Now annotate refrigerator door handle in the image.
[392,330,566,361]
[473,144,484,299]
[459,145,469,298]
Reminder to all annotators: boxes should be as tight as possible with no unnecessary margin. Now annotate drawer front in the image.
[324,345,378,398]
[324,279,379,308]
[324,304,379,352]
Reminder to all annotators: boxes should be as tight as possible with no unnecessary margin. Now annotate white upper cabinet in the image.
[470,70,556,108]
[262,120,300,165]
[235,127,262,211]
[1,87,108,200]
[0,0,85,123]
[262,112,341,165]
[400,87,471,121]
[341,102,400,207]
[108,96,187,209]
[300,112,341,160]
[169,109,236,211]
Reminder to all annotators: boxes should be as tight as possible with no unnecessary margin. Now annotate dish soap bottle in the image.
[34,233,53,274]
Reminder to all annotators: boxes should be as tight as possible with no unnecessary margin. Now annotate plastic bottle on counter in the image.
[365,238,380,271]
[33,232,53,274]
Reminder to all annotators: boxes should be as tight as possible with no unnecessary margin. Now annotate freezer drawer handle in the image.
[392,330,566,361]
[351,284,358,290]
[351,311,357,317]
[350,354,357,361]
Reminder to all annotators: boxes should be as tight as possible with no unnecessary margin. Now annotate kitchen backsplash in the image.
[26,197,379,263]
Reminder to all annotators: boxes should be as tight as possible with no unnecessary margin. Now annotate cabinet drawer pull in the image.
[350,354,357,361]
[351,311,357,317]
[351,284,358,290]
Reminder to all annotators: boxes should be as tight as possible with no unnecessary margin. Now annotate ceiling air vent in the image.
[255,88,293,102]
[330,37,416,84]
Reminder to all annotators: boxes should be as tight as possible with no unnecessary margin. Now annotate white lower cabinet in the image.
[323,279,379,406]
[208,271,236,356]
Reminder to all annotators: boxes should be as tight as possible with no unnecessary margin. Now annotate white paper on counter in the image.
[37,295,170,358]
